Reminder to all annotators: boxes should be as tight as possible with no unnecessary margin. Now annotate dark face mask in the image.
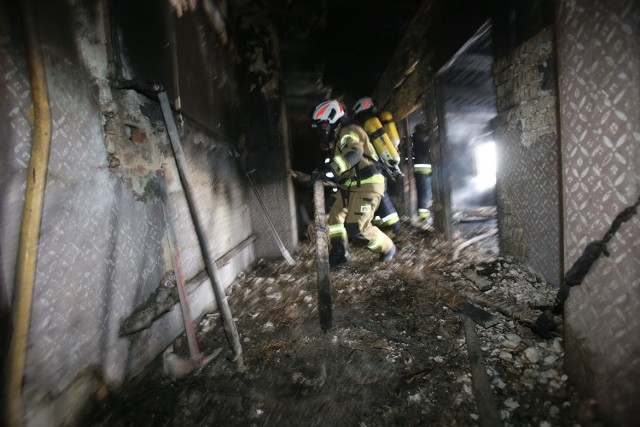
[312,121,336,151]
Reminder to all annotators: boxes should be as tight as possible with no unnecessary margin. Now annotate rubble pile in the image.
[87,212,599,427]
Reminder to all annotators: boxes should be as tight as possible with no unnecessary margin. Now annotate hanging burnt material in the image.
[119,271,178,336]
[533,197,640,338]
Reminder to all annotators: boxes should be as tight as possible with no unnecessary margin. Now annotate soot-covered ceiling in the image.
[267,0,424,171]
[272,0,424,113]
[264,0,497,173]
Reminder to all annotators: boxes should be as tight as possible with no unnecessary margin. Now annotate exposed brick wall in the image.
[492,27,562,285]
[556,0,640,424]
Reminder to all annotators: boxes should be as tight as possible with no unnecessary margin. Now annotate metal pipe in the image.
[4,4,52,426]
[157,91,244,368]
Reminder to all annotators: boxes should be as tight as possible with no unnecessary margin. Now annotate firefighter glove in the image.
[310,165,337,185]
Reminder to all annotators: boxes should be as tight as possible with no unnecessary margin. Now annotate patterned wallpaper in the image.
[556,0,640,424]
[0,7,255,423]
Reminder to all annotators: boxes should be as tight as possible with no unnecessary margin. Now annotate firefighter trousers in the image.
[414,172,433,219]
[328,186,394,255]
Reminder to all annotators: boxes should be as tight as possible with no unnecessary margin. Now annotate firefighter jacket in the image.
[412,126,432,175]
[328,123,386,196]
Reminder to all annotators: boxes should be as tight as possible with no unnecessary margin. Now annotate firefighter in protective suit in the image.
[353,97,401,232]
[412,123,433,220]
[310,100,396,267]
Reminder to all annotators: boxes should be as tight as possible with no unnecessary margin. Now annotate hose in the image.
[4,4,52,426]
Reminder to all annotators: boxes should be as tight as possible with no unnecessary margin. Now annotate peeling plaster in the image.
[102,90,171,202]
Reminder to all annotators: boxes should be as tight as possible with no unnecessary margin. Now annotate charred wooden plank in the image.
[463,315,503,427]
[456,301,499,328]
[313,179,332,332]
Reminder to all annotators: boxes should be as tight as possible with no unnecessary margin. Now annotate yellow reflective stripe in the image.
[344,175,385,186]
[333,155,348,174]
[339,131,359,149]
[381,213,399,224]
[367,230,384,250]
[418,209,430,219]
[329,224,346,238]
[414,164,432,174]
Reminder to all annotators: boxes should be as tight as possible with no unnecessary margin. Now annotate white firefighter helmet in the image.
[353,97,374,114]
[312,100,345,124]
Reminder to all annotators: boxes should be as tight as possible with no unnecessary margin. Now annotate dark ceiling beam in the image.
[437,20,492,75]
[374,0,494,116]
[372,1,436,114]
[446,53,493,73]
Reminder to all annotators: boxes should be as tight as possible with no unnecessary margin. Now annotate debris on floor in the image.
[86,208,600,427]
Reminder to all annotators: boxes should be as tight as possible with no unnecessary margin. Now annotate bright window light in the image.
[474,141,496,189]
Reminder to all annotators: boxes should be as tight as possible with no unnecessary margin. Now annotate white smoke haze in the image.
[450,138,497,208]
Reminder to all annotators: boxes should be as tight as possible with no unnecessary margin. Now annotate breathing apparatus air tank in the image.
[362,115,401,170]
[380,111,400,149]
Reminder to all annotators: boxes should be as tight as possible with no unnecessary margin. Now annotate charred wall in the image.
[375,0,640,423]
[1,0,256,424]
[235,2,298,261]
[556,0,640,424]
[491,27,561,286]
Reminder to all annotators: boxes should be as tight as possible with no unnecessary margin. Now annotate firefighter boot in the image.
[379,243,396,263]
[329,240,349,268]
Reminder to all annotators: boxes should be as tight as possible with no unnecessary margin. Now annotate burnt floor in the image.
[84,208,599,427]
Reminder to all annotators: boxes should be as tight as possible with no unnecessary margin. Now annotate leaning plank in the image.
[463,315,503,427]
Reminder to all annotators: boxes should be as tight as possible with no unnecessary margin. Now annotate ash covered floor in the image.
[86,208,598,427]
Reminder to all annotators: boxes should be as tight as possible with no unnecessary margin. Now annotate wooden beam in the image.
[462,315,503,427]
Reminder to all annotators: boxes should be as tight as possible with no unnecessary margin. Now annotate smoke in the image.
[451,140,497,208]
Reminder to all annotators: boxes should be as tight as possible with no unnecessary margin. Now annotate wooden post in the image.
[313,180,332,332]
[427,71,453,241]
[402,117,416,218]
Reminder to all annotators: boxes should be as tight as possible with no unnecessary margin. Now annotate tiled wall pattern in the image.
[0,7,254,422]
[492,28,562,286]
[556,0,640,423]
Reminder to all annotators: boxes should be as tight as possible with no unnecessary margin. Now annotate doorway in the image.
[437,22,498,241]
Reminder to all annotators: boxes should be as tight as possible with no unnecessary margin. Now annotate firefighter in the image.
[412,123,433,221]
[353,97,401,232]
[310,99,396,267]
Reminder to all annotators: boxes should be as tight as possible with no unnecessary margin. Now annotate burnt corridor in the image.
[1,1,639,426]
